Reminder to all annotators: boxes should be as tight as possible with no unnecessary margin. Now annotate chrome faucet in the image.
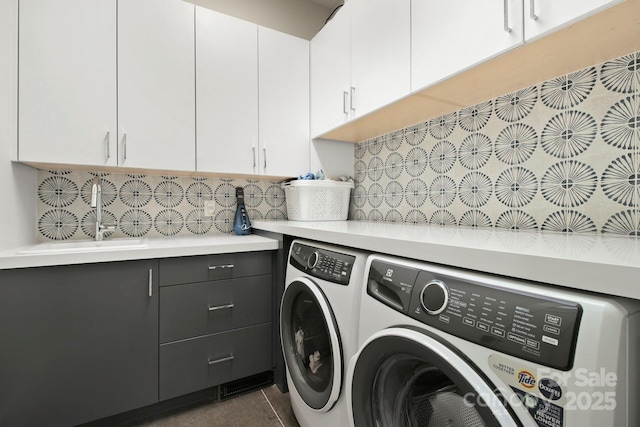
[90,177,117,241]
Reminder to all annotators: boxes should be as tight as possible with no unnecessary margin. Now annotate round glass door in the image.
[281,278,342,412]
[348,328,521,427]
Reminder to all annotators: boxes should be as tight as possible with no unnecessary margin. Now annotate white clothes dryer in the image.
[281,240,368,427]
[347,254,640,427]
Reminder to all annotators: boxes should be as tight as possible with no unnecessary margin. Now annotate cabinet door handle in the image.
[529,0,539,20]
[105,130,110,160]
[208,264,234,270]
[148,268,153,297]
[252,146,256,168]
[343,91,349,115]
[503,0,512,32]
[208,354,234,366]
[208,303,234,312]
[350,86,356,111]
[263,147,267,170]
[122,131,127,161]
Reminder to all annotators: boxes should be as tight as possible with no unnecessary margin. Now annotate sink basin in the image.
[16,238,149,255]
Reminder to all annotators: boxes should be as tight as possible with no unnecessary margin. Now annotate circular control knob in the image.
[307,251,320,269]
[420,280,449,315]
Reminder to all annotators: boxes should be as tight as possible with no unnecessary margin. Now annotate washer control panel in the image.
[290,242,356,285]
[368,259,582,371]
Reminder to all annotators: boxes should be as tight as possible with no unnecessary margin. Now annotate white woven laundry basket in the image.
[282,180,353,221]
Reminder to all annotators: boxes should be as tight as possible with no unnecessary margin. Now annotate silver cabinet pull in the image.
[148,268,153,297]
[122,131,127,162]
[208,354,234,366]
[263,147,267,169]
[121,131,127,161]
[208,303,234,312]
[208,264,234,270]
[350,86,356,111]
[530,0,538,20]
[105,131,110,160]
[503,0,512,32]
[343,91,349,115]
[252,146,256,168]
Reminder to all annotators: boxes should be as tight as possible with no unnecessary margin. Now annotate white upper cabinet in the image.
[411,0,524,92]
[19,0,195,172]
[524,0,624,41]
[118,0,195,171]
[195,8,259,175]
[310,0,411,137]
[310,4,351,139]
[350,0,411,118]
[19,0,117,166]
[258,27,310,177]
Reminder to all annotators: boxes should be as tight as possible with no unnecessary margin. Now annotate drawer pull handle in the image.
[148,268,153,297]
[208,264,234,270]
[208,303,235,312]
[208,354,234,366]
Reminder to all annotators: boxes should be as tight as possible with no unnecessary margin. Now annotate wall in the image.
[351,51,639,236]
[35,171,287,241]
[0,0,37,251]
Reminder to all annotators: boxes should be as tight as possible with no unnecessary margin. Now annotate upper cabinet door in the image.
[196,7,259,175]
[412,0,524,92]
[118,0,195,171]
[258,27,310,177]
[524,0,624,41]
[350,0,411,118]
[18,0,117,166]
[310,4,351,139]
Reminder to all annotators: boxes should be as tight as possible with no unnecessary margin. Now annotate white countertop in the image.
[253,220,640,301]
[0,234,279,270]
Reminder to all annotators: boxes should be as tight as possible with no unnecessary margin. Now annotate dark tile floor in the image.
[135,385,299,427]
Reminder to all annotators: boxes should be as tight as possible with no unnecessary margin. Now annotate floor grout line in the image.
[261,388,285,427]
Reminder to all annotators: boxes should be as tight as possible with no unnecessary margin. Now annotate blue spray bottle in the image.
[233,187,252,235]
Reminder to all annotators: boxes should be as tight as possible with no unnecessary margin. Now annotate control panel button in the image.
[477,322,490,332]
[491,327,505,338]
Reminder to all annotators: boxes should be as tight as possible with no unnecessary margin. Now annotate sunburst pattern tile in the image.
[36,172,288,241]
[351,50,640,236]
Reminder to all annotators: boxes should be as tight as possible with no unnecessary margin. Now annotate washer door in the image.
[280,277,342,412]
[347,327,522,427]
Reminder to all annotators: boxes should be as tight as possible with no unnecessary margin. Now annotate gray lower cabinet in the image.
[0,260,159,427]
[160,323,273,400]
[159,252,273,401]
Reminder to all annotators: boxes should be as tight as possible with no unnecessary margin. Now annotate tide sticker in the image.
[517,370,537,389]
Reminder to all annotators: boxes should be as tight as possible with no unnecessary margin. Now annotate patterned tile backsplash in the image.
[352,51,640,236]
[37,172,287,241]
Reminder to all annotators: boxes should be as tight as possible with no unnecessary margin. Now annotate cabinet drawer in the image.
[160,275,273,343]
[159,251,272,286]
[159,323,273,401]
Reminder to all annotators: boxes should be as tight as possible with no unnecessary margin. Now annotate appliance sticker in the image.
[488,354,565,427]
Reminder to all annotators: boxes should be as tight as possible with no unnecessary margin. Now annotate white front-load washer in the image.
[347,254,640,427]
[281,239,368,427]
